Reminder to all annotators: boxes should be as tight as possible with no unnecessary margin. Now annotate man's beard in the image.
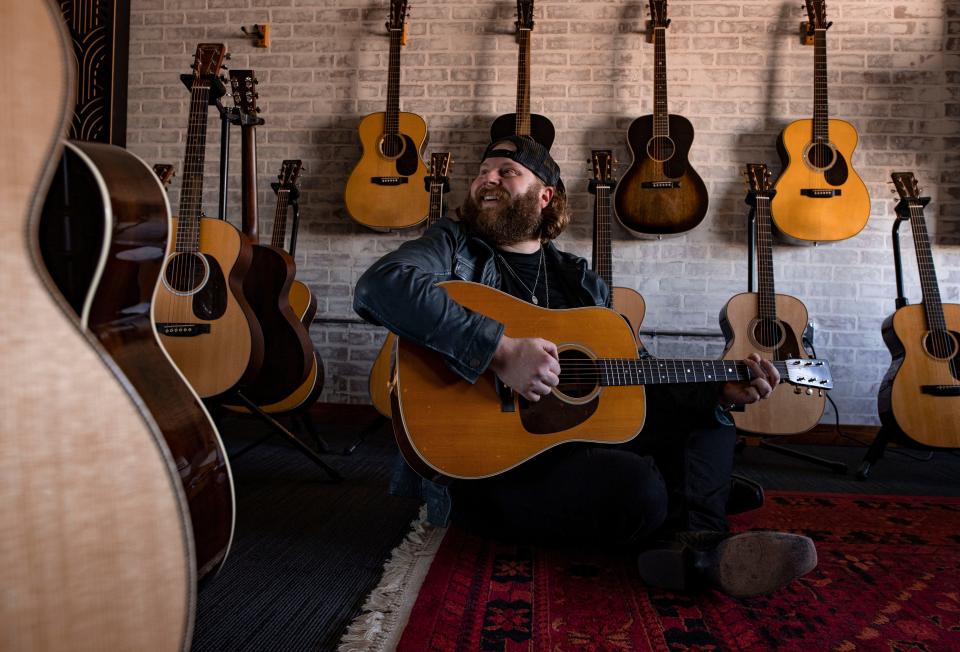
[459,185,544,246]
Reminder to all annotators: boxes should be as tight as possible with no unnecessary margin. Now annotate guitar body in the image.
[39,141,236,581]
[879,304,960,447]
[720,292,825,435]
[345,111,430,231]
[153,217,263,399]
[612,286,646,345]
[237,244,313,404]
[2,1,193,648]
[614,114,708,236]
[370,332,396,418]
[393,282,646,480]
[489,112,556,150]
[772,118,870,243]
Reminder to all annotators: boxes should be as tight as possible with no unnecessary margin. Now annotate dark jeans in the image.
[449,413,737,546]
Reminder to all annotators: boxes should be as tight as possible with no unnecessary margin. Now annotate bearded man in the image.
[353,136,817,597]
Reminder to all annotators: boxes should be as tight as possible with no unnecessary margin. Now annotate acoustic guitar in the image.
[1,1,193,648]
[771,0,870,243]
[719,163,825,435]
[344,0,429,231]
[489,0,555,149]
[878,172,960,448]
[614,0,708,237]
[589,150,646,344]
[228,69,313,405]
[39,141,237,582]
[228,160,326,415]
[153,43,264,399]
[390,281,832,480]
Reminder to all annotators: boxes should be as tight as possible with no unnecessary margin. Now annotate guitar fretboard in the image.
[593,358,798,386]
[812,28,830,143]
[515,28,532,137]
[176,80,212,253]
[385,25,403,137]
[270,188,292,250]
[907,202,947,333]
[652,26,669,137]
[591,181,614,289]
[754,194,778,322]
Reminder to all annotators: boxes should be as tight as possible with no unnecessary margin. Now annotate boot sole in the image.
[703,531,817,597]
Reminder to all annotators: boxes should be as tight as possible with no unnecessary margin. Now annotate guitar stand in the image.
[741,197,848,474]
[223,392,342,482]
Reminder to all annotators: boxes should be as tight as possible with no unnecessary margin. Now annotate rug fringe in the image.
[337,504,446,651]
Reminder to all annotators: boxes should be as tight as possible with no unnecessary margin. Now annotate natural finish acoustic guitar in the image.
[391,281,832,480]
[489,0,555,149]
[771,0,870,243]
[369,152,452,417]
[344,0,429,231]
[878,172,960,448]
[590,150,646,345]
[614,0,708,237]
[153,44,264,399]
[1,1,193,648]
[720,163,825,435]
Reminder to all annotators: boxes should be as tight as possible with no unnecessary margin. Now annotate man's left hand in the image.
[719,353,780,407]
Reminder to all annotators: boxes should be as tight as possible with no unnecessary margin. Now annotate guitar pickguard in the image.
[824,150,849,186]
[518,391,599,435]
[396,134,420,176]
[193,254,228,320]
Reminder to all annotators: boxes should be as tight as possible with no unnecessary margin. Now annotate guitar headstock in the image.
[153,164,176,188]
[803,0,830,32]
[516,0,535,32]
[191,43,228,80]
[890,171,921,203]
[229,70,260,118]
[649,0,670,29]
[783,359,833,390]
[277,159,303,190]
[429,152,452,179]
[387,0,409,44]
[743,163,773,194]
[590,150,617,185]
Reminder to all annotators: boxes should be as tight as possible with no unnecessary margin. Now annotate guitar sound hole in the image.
[924,329,958,361]
[806,142,836,171]
[752,319,785,349]
[646,136,676,163]
[557,349,599,399]
[380,133,406,159]
[163,252,208,294]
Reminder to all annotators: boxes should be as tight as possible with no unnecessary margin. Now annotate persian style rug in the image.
[340,493,960,651]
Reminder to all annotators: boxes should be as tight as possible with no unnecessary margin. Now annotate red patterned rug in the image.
[394,492,960,651]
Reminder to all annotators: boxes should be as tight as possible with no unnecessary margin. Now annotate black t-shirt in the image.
[495,248,572,309]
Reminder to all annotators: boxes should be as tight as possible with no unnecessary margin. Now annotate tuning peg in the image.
[224,52,232,60]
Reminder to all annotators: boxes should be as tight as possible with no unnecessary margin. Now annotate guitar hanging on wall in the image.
[344,0,430,231]
[369,151,452,418]
[719,163,825,435]
[589,150,646,345]
[878,172,960,448]
[489,0,555,149]
[614,0,708,237]
[152,43,264,400]
[771,0,869,244]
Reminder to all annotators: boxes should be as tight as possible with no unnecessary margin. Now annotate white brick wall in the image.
[127,0,960,425]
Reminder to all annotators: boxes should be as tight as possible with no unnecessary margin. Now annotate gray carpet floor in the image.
[190,410,960,651]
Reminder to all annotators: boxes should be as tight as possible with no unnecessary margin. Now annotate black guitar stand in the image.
[742,197,847,474]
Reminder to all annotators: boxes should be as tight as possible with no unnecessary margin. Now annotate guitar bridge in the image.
[371,176,409,186]
[801,188,842,198]
[156,323,211,337]
[641,181,681,189]
[920,385,960,397]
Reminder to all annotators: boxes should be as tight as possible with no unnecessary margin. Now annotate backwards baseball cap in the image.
[481,135,563,189]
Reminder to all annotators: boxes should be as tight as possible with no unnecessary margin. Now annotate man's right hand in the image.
[489,335,560,401]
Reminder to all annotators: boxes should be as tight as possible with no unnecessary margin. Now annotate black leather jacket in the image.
[354,217,610,383]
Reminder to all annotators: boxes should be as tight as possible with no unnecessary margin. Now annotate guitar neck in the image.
[754,193,778,321]
[426,177,445,227]
[270,188,292,250]
[906,202,948,331]
[652,26,669,137]
[515,28,532,137]
[385,26,403,136]
[240,123,258,242]
[177,81,213,252]
[812,28,830,141]
[591,182,614,289]
[594,358,802,387]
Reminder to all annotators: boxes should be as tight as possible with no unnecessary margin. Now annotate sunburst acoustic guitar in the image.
[369,151,452,418]
[1,1,192,647]
[771,0,870,243]
[589,150,646,345]
[152,43,264,400]
[489,0,555,149]
[614,0,708,237]
[390,282,832,480]
[719,163,825,435]
[878,172,960,448]
[344,0,429,231]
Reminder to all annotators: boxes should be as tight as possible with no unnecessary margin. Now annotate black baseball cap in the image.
[481,135,563,189]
